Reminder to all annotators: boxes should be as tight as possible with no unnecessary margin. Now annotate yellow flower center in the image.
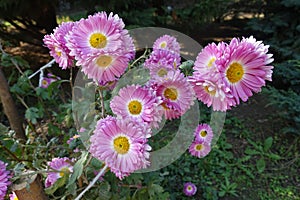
[207,57,216,68]
[160,42,167,48]
[128,100,142,115]
[187,186,192,191]
[164,87,178,101]
[195,144,203,151]
[226,62,244,83]
[200,130,207,137]
[59,167,70,177]
[96,55,112,68]
[89,33,107,48]
[113,136,130,154]
[204,86,216,96]
[42,80,48,86]
[157,68,168,77]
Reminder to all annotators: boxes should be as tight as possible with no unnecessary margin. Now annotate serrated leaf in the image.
[263,137,273,152]
[256,158,266,173]
[67,151,88,188]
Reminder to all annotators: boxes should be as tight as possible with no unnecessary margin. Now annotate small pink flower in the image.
[45,157,73,188]
[189,141,211,158]
[194,124,214,144]
[183,182,197,196]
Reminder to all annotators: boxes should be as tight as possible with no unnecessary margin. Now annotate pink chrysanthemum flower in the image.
[0,161,11,200]
[148,63,175,80]
[45,157,73,188]
[9,192,18,200]
[193,42,226,75]
[154,70,194,120]
[79,52,131,83]
[110,85,163,128]
[153,35,180,54]
[194,123,214,144]
[144,49,181,70]
[188,72,236,111]
[65,12,135,83]
[218,36,274,104]
[183,182,197,196]
[43,21,75,69]
[89,116,152,180]
[189,141,211,158]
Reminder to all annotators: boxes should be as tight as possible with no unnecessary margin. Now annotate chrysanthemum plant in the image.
[5,11,274,199]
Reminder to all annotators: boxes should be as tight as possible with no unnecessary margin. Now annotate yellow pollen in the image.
[200,130,207,137]
[187,186,192,190]
[128,100,142,115]
[195,144,203,151]
[157,68,168,77]
[207,57,216,68]
[113,136,130,154]
[42,80,48,86]
[226,62,244,83]
[204,86,216,96]
[164,88,178,101]
[56,51,62,57]
[96,55,112,68]
[160,42,167,48]
[59,167,70,177]
[89,33,107,48]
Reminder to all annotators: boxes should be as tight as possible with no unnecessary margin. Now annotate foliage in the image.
[247,0,300,135]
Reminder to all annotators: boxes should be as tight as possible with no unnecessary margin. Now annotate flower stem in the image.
[75,164,108,200]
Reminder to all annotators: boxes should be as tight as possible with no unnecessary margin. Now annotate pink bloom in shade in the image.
[45,157,73,188]
[43,21,75,69]
[110,85,163,128]
[183,182,197,196]
[194,123,214,144]
[79,52,131,83]
[89,116,152,180]
[153,34,180,54]
[154,70,195,120]
[39,77,53,88]
[144,49,181,70]
[9,192,18,200]
[189,141,211,158]
[218,36,274,104]
[0,161,11,200]
[188,72,236,111]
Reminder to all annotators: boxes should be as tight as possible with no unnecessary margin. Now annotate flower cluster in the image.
[45,157,73,188]
[0,160,11,200]
[43,11,274,183]
[188,37,274,111]
[189,123,213,158]
[43,11,135,85]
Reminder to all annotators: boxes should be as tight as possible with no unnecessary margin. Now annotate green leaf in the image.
[263,137,273,152]
[256,158,266,173]
[25,107,40,124]
[45,174,69,195]
[244,148,260,155]
[67,151,88,188]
